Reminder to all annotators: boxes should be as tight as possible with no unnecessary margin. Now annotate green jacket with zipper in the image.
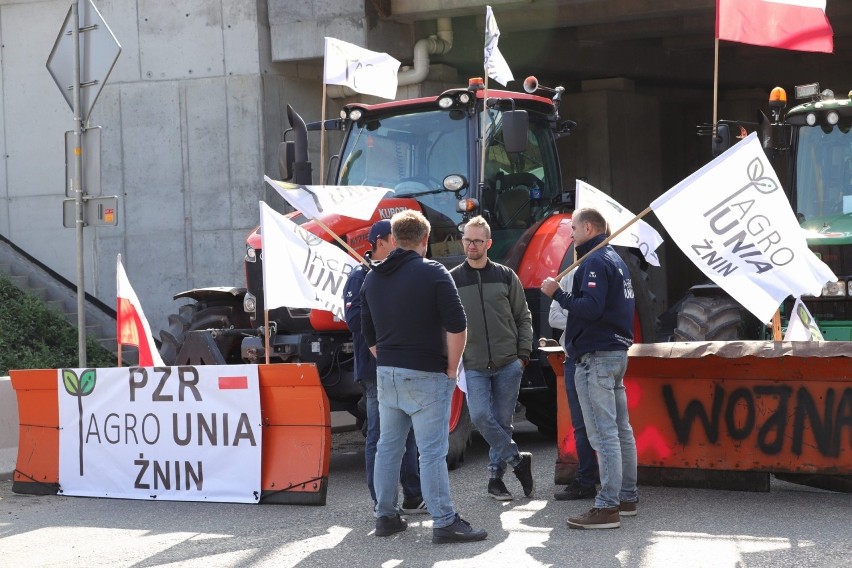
[450,259,533,371]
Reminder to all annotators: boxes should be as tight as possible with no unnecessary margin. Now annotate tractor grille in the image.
[244,256,311,331]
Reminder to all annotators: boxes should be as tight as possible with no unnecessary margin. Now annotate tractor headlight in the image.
[821,280,846,297]
[243,292,257,315]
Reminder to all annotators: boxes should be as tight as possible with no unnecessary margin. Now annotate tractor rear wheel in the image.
[159,300,247,365]
[673,294,748,341]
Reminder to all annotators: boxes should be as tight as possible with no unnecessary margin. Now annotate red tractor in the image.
[159,78,659,468]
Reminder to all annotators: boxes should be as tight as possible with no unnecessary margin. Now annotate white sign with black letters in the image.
[57,365,261,503]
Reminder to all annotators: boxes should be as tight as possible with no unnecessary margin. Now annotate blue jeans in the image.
[465,359,523,479]
[375,366,458,528]
[574,351,638,509]
[564,359,599,488]
[363,377,422,504]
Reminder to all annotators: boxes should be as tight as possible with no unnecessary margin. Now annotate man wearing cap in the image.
[344,219,426,515]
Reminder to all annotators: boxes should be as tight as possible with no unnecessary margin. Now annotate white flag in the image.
[259,202,359,318]
[264,176,390,221]
[323,37,400,99]
[650,132,836,324]
[783,297,824,341]
[484,6,514,86]
[575,180,664,266]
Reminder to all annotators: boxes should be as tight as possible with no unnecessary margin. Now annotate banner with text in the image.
[650,132,836,323]
[58,365,262,503]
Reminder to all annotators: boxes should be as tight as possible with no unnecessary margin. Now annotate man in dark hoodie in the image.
[361,209,487,544]
[343,219,425,515]
[541,207,638,530]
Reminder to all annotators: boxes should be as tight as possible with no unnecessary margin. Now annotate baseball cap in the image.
[368,219,392,246]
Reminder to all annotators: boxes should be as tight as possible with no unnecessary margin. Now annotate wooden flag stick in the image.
[771,309,782,341]
[479,75,490,191]
[311,216,369,267]
[264,308,270,364]
[320,83,327,185]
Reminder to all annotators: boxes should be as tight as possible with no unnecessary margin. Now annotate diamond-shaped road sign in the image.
[46,0,121,123]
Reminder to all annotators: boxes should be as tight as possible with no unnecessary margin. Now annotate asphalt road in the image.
[2,419,851,568]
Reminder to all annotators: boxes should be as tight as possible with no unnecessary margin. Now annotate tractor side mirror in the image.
[711,123,731,157]
[279,141,295,181]
[502,109,529,154]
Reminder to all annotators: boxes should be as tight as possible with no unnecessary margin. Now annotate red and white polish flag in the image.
[116,254,165,367]
[717,0,834,53]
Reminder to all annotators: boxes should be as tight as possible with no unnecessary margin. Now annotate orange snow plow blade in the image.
[11,364,331,505]
[548,341,852,491]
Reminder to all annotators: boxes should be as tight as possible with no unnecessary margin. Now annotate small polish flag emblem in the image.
[219,376,248,389]
[588,282,597,288]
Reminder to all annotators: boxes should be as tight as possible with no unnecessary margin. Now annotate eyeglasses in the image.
[462,238,487,247]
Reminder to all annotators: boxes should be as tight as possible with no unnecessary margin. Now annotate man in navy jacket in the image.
[541,207,638,530]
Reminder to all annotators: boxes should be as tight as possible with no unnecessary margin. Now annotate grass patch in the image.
[0,276,116,375]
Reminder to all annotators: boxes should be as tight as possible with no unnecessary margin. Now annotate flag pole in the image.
[479,75,489,188]
[116,253,122,367]
[554,206,653,281]
[311,216,369,267]
[320,83,327,185]
[264,308,270,364]
[771,310,782,340]
[712,38,720,135]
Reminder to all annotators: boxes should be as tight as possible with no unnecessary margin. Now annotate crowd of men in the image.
[343,207,638,544]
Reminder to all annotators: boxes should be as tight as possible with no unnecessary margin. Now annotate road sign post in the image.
[47,0,120,367]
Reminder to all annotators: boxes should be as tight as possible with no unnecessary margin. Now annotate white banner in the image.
[323,37,400,99]
[784,297,824,341]
[484,6,514,86]
[575,180,664,266]
[260,201,359,317]
[651,132,836,323]
[58,365,261,503]
[264,176,390,221]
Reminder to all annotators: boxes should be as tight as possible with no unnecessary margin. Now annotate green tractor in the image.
[674,83,852,341]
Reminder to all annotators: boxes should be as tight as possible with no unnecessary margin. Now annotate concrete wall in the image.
[0,0,335,340]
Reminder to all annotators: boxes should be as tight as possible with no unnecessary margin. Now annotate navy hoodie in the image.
[552,234,635,360]
[361,248,466,373]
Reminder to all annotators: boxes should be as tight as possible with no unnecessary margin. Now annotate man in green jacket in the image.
[450,215,535,500]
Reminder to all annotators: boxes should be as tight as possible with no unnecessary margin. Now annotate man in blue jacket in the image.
[343,219,425,515]
[541,207,638,530]
[362,209,487,544]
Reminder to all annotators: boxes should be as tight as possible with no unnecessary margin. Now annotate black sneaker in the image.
[513,452,535,497]
[375,514,407,537]
[401,497,428,515]
[487,478,513,501]
[432,514,488,544]
[554,479,596,501]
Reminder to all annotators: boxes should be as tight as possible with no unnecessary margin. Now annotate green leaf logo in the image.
[79,369,96,395]
[62,368,97,476]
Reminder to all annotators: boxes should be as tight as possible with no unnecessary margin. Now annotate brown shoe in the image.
[566,507,621,529]
[619,499,638,517]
